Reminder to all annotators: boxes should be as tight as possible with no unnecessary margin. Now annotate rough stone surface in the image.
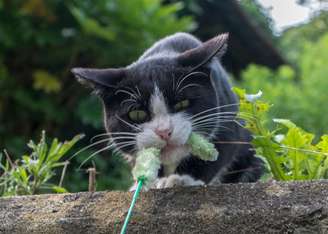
[1,181,328,233]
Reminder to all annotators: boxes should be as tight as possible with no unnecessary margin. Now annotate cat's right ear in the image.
[177,33,229,68]
[71,67,124,91]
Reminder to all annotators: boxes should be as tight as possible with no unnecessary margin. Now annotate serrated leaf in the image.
[317,135,328,152]
[273,118,297,129]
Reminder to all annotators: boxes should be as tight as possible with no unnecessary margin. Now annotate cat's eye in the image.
[174,99,190,112]
[128,110,148,123]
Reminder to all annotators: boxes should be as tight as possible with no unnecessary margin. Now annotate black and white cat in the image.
[72,32,264,189]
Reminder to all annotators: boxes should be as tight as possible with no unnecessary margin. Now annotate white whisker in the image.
[190,103,241,120]
[78,141,136,169]
[178,83,202,94]
[115,89,138,100]
[135,86,141,98]
[69,138,110,161]
[121,98,137,107]
[191,111,254,123]
[91,132,137,142]
[115,114,141,131]
[176,71,208,93]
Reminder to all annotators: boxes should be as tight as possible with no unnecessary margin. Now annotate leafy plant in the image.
[233,87,328,181]
[0,131,83,196]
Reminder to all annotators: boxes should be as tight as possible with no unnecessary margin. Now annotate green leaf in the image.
[51,186,68,194]
[273,119,297,129]
[317,135,328,152]
[33,70,62,93]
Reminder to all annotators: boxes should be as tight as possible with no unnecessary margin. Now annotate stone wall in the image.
[1,181,327,233]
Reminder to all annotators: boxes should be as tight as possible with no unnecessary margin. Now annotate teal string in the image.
[120,178,145,234]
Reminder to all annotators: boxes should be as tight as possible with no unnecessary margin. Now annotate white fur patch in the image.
[150,85,168,115]
[135,85,193,173]
[152,174,204,189]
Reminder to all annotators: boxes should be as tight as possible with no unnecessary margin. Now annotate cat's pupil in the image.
[128,110,147,123]
[174,99,190,112]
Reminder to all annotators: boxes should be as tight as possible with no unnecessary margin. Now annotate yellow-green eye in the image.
[128,110,148,122]
[174,99,190,112]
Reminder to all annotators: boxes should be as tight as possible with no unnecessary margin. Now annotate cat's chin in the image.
[160,143,191,165]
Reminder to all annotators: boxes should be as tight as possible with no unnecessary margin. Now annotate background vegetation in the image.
[1,0,328,194]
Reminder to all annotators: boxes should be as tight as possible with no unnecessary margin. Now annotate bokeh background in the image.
[1,0,328,192]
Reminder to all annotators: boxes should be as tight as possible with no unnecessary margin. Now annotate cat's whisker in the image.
[191,111,255,123]
[218,125,235,132]
[135,86,142,98]
[191,113,237,123]
[191,111,238,122]
[90,133,111,142]
[127,103,138,111]
[69,138,111,161]
[194,124,235,134]
[123,86,140,100]
[121,98,137,107]
[115,89,138,100]
[189,103,241,119]
[78,141,135,169]
[192,114,237,123]
[175,71,208,94]
[109,137,136,143]
[91,132,137,142]
[112,143,136,155]
[177,83,202,94]
[109,132,138,135]
[198,119,242,130]
[192,115,238,126]
[115,114,141,131]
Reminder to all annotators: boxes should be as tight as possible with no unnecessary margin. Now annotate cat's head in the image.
[72,33,228,167]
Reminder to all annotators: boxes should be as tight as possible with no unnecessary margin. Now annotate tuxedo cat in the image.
[72,32,263,189]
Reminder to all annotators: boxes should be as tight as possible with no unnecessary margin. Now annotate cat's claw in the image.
[152,174,204,189]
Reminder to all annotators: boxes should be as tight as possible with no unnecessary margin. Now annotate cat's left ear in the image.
[177,33,228,67]
[71,67,124,90]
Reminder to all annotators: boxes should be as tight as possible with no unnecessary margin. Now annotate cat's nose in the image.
[155,128,172,141]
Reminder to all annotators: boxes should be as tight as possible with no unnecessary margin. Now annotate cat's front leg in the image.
[152,174,205,189]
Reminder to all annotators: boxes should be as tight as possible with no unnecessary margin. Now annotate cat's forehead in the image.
[120,62,187,92]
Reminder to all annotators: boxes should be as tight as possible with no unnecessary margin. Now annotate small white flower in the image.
[245,90,263,102]
[274,134,285,143]
[29,159,39,166]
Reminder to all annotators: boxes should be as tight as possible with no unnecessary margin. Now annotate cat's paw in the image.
[153,174,204,189]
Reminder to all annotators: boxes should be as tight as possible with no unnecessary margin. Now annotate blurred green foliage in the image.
[280,11,328,63]
[238,32,328,138]
[0,0,194,192]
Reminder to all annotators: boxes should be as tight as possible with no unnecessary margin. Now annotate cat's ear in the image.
[71,67,124,90]
[177,33,228,67]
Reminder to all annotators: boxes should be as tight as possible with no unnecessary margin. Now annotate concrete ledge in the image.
[1,181,328,233]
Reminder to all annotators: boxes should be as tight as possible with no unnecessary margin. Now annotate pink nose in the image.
[155,128,172,140]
